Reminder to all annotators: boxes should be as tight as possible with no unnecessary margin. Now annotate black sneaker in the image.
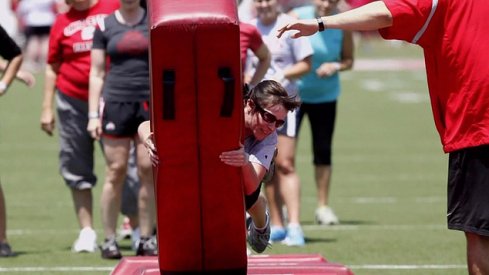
[0,242,13,257]
[100,238,122,260]
[136,236,157,256]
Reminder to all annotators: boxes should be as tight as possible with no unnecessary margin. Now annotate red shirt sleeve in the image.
[379,0,435,43]
[47,17,64,65]
[248,25,263,53]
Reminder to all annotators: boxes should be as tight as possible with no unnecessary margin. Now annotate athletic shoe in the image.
[282,224,305,246]
[0,242,13,257]
[72,227,97,253]
[136,236,158,256]
[315,206,339,225]
[118,217,132,240]
[270,225,287,243]
[100,237,122,260]
[247,212,271,253]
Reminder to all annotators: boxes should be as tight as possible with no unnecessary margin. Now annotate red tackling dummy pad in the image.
[111,255,355,275]
[147,0,246,274]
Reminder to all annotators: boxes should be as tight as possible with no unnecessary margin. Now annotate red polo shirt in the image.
[379,0,489,153]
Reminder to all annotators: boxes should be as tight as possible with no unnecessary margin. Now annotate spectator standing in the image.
[14,0,58,72]
[290,0,354,225]
[40,0,119,253]
[249,0,313,247]
[277,1,489,274]
[87,0,155,259]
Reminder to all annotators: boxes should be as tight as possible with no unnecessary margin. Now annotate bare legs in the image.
[466,232,489,275]
[71,188,93,229]
[0,183,7,243]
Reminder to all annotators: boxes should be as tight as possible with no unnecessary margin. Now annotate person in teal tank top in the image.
[291,0,354,226]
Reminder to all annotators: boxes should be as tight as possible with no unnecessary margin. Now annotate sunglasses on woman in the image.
[254,101,285,128]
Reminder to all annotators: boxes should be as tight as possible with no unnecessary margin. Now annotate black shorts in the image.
[24,26,51,39]
[245,183,262,211]
[447,145,489,236]
[101,100,150,138]
[296,101,336,165]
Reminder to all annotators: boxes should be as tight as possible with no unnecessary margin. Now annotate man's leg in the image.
[466,232,489,275]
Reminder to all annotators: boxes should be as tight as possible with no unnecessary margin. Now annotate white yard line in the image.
[302,224,446,231]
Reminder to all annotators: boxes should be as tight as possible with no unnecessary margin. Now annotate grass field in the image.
[0,39,466,274]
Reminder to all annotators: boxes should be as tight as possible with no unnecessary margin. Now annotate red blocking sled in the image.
[147,0,246,274]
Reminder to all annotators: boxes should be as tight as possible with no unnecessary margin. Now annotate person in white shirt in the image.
[249,0,313,247]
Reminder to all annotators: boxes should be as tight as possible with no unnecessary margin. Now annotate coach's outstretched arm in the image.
[277,1,393,39]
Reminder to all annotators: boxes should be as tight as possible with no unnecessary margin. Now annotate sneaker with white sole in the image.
[315,206,339,225]
[136,236,158,256]
[282,224,305,246]
[247,212,271,253]
[100,237,122,259]
[72,227,97,253]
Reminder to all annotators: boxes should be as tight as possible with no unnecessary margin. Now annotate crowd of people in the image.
[3,1,487,274]
[1,0,353,259]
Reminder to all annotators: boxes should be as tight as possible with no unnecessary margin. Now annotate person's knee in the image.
[107,161,128,183]
[276,158,296,175]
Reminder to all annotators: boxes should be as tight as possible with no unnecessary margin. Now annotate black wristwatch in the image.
[316,17,325,32]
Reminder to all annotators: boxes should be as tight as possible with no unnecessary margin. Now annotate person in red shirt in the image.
[239,22,271,87]
[40,0,119,254]
[277,1,489,274]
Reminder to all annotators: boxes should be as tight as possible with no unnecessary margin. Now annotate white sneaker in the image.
[315,206,339,225]
[72,227,97,253]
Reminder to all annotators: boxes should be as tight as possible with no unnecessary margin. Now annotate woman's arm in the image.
[248,43,271,87]
[40,63,59,136]
[87,48,106,140]
[0,55,23,95]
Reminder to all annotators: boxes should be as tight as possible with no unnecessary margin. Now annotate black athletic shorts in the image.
[101,100,150,137]
[245,182,262,211]
[24,26,51,39]
[447,145,489,236]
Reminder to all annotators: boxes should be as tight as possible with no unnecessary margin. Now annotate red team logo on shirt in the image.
[116,30,149,55]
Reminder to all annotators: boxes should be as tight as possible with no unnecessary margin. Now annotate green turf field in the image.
[0,39,466,274]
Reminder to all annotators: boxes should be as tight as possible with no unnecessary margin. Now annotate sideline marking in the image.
[303,224,446,231]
